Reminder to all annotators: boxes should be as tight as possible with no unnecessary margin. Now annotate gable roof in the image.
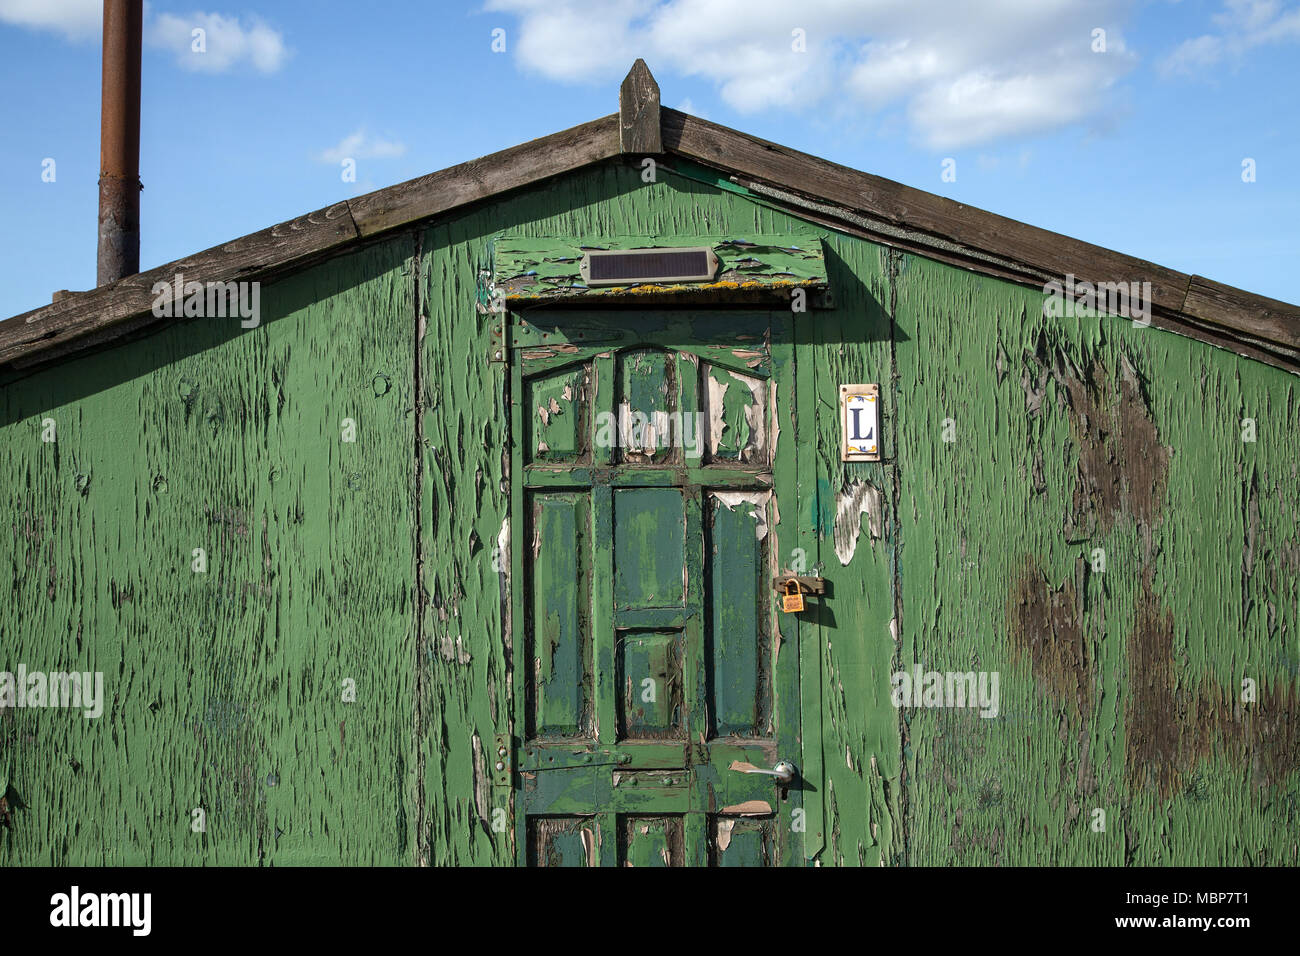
[3,60,1296,376]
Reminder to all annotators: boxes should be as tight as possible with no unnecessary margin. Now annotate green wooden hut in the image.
[1,62,1296,866]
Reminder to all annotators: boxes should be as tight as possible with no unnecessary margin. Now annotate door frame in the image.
[505,307,818,866]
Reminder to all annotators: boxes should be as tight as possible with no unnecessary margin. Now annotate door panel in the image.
[528,816,600,868]
[617,349,681,464]
[618,630,685,738]
[711,816,775,866]
[528,492,593,740]
[705,365,769,462]
[613,487,686,610]
[526,364,591,462]
[621,816,685,867]
[512,310,801,866]
[707,491,772,737]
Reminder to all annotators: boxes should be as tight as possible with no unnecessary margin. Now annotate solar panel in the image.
[580,247,717,286]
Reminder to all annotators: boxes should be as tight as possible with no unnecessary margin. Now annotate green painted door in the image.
[510,309,804,866]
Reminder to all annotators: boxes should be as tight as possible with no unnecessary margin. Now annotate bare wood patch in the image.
[833,479,883,565]
[1008,557,1093,722]
[720,799,773,816]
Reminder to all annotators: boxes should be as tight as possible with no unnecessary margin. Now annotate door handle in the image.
[729,759,797,786]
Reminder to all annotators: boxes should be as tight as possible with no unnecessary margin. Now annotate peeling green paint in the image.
[1,158,1294,867]
[893,253,1300,866]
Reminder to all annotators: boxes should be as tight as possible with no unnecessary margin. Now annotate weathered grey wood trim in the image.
[1182,275,1300,352]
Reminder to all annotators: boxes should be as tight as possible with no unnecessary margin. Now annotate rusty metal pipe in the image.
[97,0,142,286]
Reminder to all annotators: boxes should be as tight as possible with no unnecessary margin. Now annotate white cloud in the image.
[847,40,944,110]
[675,97,707,118]
[1160,34,1224,73]
[1214,0,1284,33]
[0,0,100,40]
[1161,0,1300,75]
[147,12,288,73]
[0,3,290,74]
[317,129,407,165]
[909,61,1120,149]
[484,0,1138,149]
[498,0,646,82]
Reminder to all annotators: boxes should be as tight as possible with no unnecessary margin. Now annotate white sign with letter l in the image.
[840,384,880,462]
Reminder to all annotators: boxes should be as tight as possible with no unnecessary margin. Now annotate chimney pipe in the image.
[97,0,142,286]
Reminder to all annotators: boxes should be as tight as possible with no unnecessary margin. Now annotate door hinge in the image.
[520,747,632,771]
[488,309,508,363]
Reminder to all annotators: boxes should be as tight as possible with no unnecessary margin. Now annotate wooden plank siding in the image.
[893,254,1300,865]
[1,160,1296,866]
[1,240,416,864]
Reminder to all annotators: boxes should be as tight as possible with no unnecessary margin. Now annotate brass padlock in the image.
[781,579,804,614]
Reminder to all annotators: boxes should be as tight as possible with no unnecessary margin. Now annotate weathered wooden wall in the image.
[1,240,416,863]
[893,254,1300,865]
[1,159,1294,865]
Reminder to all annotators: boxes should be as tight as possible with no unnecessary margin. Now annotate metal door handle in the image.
[729,759,797,785]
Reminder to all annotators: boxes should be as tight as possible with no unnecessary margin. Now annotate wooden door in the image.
[510,309,803,866]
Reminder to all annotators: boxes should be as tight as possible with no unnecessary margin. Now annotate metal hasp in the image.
[773,575,826,596]
[97,0,143,286]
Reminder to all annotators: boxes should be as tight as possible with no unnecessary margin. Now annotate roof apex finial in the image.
[619,59,662,154]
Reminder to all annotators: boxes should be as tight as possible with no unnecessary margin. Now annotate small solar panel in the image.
[580,247,717,286]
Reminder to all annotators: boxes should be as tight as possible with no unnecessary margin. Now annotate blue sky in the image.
[1,0,1297,320]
